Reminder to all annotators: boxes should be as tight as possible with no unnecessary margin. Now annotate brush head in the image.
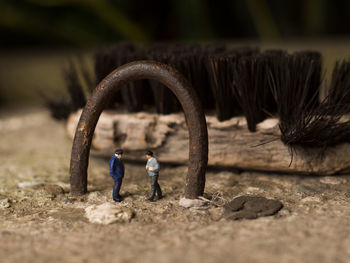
[44,43,350,154]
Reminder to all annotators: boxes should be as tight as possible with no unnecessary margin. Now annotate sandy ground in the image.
[0,108,350,263]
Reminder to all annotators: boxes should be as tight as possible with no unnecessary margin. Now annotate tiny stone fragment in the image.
[17,182,42,188]
[224,196,283,220]
[179,197,209,208]
[0,198,11,209]
[301,196,322,203]
[320,176,347,185]
[85,202,134,224]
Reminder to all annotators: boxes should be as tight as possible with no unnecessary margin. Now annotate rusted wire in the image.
[69,60,208,199]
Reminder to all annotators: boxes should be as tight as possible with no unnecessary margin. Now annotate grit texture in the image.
[0,108,350,263]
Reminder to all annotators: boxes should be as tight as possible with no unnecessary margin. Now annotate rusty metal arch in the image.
[69,61,208,199]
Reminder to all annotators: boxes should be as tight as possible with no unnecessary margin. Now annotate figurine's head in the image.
[115,149,123,158]
[145,150,153,159]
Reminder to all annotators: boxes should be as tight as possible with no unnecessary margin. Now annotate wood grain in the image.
[66,110,350,175]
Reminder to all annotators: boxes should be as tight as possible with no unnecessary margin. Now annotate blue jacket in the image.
[109,155,124,179]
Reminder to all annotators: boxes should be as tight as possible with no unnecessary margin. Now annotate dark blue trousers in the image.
[113,178,123,200]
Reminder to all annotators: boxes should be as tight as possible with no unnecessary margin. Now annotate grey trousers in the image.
[149,175,162,199]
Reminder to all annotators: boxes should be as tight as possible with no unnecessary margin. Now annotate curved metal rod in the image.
[69,60,208,199]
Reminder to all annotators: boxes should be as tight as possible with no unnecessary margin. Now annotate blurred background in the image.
[1,0,350,108]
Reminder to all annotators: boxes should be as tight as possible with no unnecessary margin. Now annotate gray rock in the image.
[85,202,134,224]
[224,196,283,220]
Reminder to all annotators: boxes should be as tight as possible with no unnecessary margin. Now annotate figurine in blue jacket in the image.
[145,150,162,201]
[109,149,125,202]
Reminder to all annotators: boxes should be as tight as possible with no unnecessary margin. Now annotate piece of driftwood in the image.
[66,110,350,175]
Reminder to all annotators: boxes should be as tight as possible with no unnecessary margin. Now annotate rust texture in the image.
[69,60,208,199]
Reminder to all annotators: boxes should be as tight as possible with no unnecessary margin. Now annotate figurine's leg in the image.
[113,178,122,201]
[117,178,123,198]
[155,176,162,199]
[148,176,156,200]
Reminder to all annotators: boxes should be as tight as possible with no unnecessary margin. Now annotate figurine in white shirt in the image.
[145,150,162,201]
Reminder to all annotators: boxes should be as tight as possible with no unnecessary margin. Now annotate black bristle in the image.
[278,100,350,152]
[293,50,322,107]
[328,60,350,108]
[260,50,288,115]
[121,50,150,112]
[268,52,319,127]
[44,98,73,120]
[232,54,273,132]
[207,54,237,121]
[76,56,95,94]
[265,51,350,151]
[206,47,259,121]
[94,42,135,84]
[146,48,181,114]
[180,45,220,110]
[165,48,213,111]
[94,42,136,108]
[62,60,86,111]
[42,58,89,120]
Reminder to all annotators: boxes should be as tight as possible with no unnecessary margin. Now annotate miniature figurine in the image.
[145,150,162,201]
[109,149,124,202]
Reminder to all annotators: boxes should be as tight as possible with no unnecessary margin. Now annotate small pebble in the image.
[0,198,11,209]
[85,202,134,224]
[320,176,347,185]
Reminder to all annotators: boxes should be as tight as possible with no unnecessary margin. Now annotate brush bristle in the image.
[94,42,137,109]
[44,43,350,152]
[206,47,259,122]
[328,60,350,108]
[231,54,274,132]
[266,51,350,151]
[62,59,87,111]
[44,98,73,120]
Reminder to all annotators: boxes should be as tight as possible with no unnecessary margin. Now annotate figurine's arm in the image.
[115,158,123,177]
[109,157,116,178]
